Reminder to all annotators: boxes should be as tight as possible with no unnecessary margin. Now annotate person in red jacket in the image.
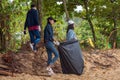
[24,4,41,52]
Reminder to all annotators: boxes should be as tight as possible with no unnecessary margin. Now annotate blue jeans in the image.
[45,41,59,65]
[29,30,40,50]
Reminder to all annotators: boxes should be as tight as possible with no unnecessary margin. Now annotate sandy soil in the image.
[0,43,120,80]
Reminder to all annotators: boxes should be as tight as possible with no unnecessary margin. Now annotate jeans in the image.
[45,41,59,65]
[29,30,40,50]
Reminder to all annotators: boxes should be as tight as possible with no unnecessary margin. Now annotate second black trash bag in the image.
[58,40,84,75]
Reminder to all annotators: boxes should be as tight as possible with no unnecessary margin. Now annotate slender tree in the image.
[62,0,70,21]
[83,0,96,43]
[37,0,42,29]
[110,1,117,49]
[0,1,9,50]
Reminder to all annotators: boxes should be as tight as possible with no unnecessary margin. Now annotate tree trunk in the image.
[62,0,70,21]
[32,0,37,4]
[83,0,96,43]
[0,3,5,50]
[109,3,117,49]
[37,0,43,38]
[0,1,11,51]
[37,0,42,28]
[0,21,6,51]
[0,23,1,50]
[111,18,117,49]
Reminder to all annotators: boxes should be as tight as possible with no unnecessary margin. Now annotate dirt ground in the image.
[0,43,120,80]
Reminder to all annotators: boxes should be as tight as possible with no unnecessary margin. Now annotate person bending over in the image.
[66,20,77,41]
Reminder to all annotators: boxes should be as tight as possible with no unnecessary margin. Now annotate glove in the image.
[53,41,60,46]
[24,30,26,34]
[38,26,41,32]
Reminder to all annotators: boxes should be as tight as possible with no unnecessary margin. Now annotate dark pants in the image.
[29,30,40,50]
[45,41,59,65]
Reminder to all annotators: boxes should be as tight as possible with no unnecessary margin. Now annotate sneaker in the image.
[29,43,33,50]
[49,68,55,75]
[34,50,37,53]
[48,71,55,76]
[53,41,60,46]
[46,67,55,75]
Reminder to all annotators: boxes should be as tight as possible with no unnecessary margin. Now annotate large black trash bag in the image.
[58,40,84,75]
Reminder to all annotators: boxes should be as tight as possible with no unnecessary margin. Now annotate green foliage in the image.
[54,18,66,41]
[1,0,120,51]
[0,0,31,51]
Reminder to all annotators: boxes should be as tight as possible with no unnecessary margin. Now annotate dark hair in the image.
[47,20,50,24]
[47,17,56,24]
[67,24,74,33]
[31,4,36,8]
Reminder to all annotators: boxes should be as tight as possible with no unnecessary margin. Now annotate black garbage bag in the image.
[58,40,84,75]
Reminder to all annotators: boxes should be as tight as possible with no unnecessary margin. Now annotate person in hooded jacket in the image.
[24,4,41,52]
